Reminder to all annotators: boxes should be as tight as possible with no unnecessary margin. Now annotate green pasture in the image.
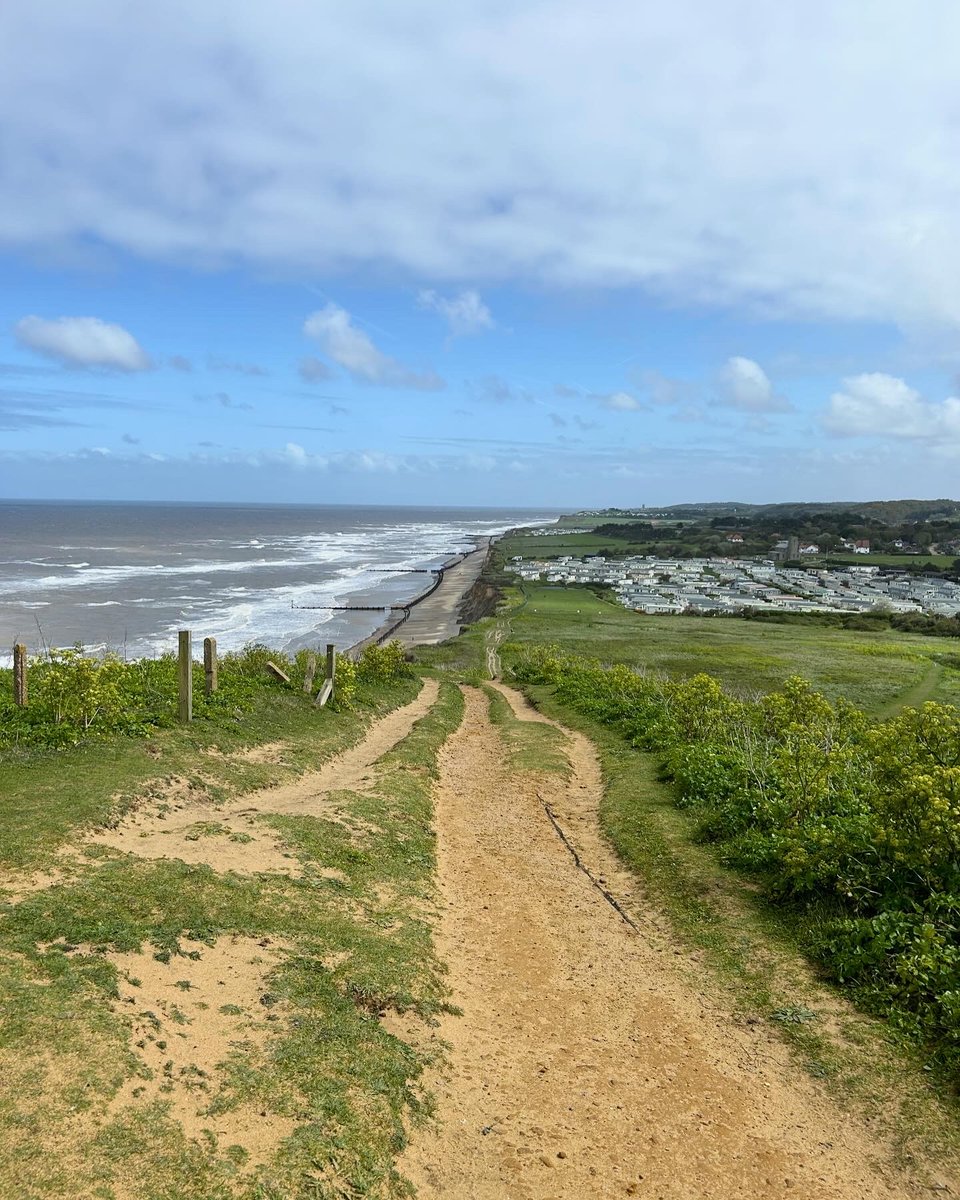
[499,585,960,714]
[499,531,650,559]
[823,552,957,569]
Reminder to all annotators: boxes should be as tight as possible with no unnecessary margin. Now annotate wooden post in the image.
[178,630,192,723]
[326,643,336,688]
[203,636,218,696]
[266,661,291,684]
[13,644,27,707]
[302,652,317,694]
[314,644,337,708]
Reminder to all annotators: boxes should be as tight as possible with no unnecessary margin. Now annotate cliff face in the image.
[457,576,501,626]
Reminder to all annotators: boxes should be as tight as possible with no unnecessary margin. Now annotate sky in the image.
[2,1,960,508]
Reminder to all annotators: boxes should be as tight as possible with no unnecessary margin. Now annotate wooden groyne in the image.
[346,539,492,657]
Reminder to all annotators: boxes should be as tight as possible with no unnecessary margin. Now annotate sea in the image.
[0,501,558,663]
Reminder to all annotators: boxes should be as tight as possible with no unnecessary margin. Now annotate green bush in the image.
[356,640,411,683]
[0,639,396,751]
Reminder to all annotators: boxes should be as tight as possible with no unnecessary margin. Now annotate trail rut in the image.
[402,684,929,1200]
[81,678,442,874]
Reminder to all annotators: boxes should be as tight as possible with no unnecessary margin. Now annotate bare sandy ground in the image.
[1,681,442,1178]
[401,685,937,1200]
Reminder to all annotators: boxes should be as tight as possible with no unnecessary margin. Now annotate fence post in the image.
[302,651,317,694]
[326,643,337,692]
[314,644,337,708]
[178,630,193,723]
[13,644,27,707]
[203,636,218,696]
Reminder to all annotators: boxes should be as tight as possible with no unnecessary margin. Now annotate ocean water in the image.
[0,502,557,662]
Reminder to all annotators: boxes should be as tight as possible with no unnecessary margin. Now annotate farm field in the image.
[497,530,651,558]
[824,552,958,568]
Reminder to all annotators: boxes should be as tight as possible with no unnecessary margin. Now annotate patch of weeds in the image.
[771,1004,819,1025]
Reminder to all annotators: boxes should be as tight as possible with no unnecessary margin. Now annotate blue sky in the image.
[3,1,960,507]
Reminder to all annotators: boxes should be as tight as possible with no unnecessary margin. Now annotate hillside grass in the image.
[0,676,421,873]
[0,675,465,1200]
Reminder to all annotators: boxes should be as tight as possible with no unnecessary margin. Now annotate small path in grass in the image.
[1,678,441,897]
[879,659,943,719]
[402,683,937,1200]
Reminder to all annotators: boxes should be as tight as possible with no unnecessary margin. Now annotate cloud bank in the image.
[825,373,960,440]
[4,2,960,328]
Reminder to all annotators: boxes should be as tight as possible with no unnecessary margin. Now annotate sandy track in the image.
[74,678,443,876]
[401,685,923,1200]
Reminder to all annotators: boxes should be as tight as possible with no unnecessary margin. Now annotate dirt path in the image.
[76,678,442,875]
[401,685,926,1200]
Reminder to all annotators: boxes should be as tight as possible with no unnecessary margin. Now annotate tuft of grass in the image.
[483,685,570,776]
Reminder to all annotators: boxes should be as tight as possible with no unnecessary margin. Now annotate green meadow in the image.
[488,583,960,714]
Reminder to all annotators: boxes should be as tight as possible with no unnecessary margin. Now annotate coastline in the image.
[347,537,493,656]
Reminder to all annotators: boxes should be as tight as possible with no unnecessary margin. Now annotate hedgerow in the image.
[510,642,960,1077]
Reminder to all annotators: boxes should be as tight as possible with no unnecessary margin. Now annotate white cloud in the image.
[303,304,444,390]
[600,391,641,412]
[418,289,494,336]
[717,357,788,412]
[824,372,960,439]
[5,3,960,327]
[14,316,150,371]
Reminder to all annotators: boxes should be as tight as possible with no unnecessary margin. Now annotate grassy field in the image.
[499,531,651,559]
[823,552,957,568]
[502,585,960,712]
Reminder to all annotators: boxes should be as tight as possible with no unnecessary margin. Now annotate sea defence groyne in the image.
[347,538,492,656]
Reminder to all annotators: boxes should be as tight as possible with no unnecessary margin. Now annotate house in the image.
[853,540,871,554]
[726,533,744,544]
[799,543,820,555]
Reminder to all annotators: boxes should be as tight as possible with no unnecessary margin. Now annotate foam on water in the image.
[0,503,557,663]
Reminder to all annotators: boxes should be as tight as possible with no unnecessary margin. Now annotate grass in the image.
[498,532,652,559]
[483,685,569,776]
[0,676,420,872]
[0,677,465,1199]
[824,553,957,568]
[499,584,960,713]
